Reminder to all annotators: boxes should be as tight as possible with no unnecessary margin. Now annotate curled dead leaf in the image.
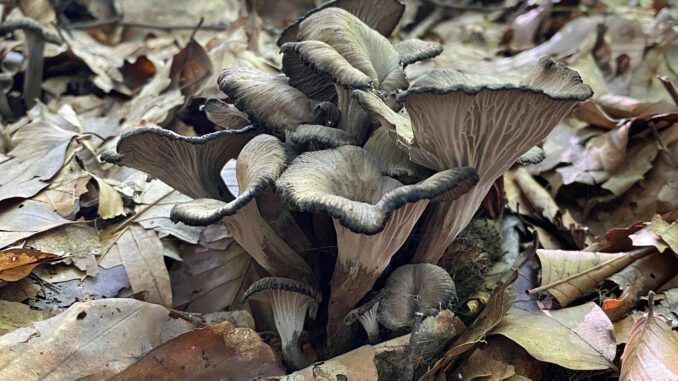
[0,248,60,281]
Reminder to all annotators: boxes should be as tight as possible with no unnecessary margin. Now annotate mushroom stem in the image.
[326,200,429,350]
[22,30,44,109]
[224,202,314,281]
[359,307,380,344]
[336,87,372,145]
[412,184,493,264]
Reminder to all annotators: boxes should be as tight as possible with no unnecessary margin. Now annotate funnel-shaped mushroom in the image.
[355,57,593,263]
[276,146,478,347]
[202,98,250,130]
[281,7,412,145]
[101,126,259,201]
[378,264,455,331]
[363,127,431,183]
[171,134,314,281]
[344,294,382,344]
[277,0,405,46]
[217,67,339,135]
[243,277,321,370]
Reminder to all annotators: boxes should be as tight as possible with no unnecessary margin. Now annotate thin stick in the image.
[657,76,678,106]
[61,18,229,32]
[404,311,425,381]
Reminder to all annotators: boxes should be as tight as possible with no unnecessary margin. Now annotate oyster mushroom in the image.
[281,7,419,146]
[101,126,259,201]
[363,126,431,183]
[201,98,250,130]
[355,57,593,264]
[343,294,382,344]
[277,0,405,46]
[243,277,321,370]
[378,263,455,331]
[276,145,478,348]
[170,134,314,281]
[217,67,340,135]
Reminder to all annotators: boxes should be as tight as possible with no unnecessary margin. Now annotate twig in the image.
[61,18,229,32]
[657,76,678,106]
[404,311,425,381]
[527,247,654,295]
[0,18,62,44]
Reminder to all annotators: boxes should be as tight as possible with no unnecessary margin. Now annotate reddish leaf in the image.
[0,248,60,281]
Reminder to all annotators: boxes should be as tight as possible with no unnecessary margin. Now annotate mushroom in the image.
[393,38,444,67]
[101,126,259,201]
[201,98,251,130]
[378,263,455,331]
[515,146,546,165]
[217,67,339,136]
[0,17,62,109]
[104,130,314,281]
[280,7,413,146]
[355,57,593,264]
[277,0,405,47]
[243,277,321,370]
[363,126,431,183]
[170,134,314,281]
[343,294,382,344]
[276,145,478,348]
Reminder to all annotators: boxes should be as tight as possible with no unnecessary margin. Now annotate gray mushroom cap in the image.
[277,0,405,47]
[378,264,456,330]
[244,277,321,370]
[344,293,382,344]
[101,126,259,201]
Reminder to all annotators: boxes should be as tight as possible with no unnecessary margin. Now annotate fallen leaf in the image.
[286,345,379,380]
[0,200,71,249]
[620,293,678,381]
[451,336,542,381]
[169,39,212,97]
[0,300,53,335]
[106,225,172,307]
[604,250,678,321]
[32,158,91,218]
[531,247,653,306]
[492,302,617,370]
[0,299,194,380]
[111,320,284,381]
[0,248,60,281]
[602,140,658,196]
[0,121,78,202]
[92,176,126,219]
[648,214,678,254]
[170,240,251,313]
[512,167,560,224]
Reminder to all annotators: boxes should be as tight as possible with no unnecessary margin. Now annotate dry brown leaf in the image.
[111,320,284,381]
[604,251,678,321]
[602,140,658,196]
[287,345,379,380]
[169,39,212,97]
[0,121,79,202]
[106,225,172,307]
[0,300,53,335]
[92,176,126,219]
[0,200,72,249]
[648,214,678,254]
[513,167,560,224]
[451,336,542,381]
[492,302,616,370]
[531,247,653,306]
[32,158,91,218]
[620,293,678,381]
[0,299,194,380]
[171,240,251,313]
[0,248,60,281]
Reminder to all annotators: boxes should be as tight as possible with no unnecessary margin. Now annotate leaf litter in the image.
[0,0,676,380]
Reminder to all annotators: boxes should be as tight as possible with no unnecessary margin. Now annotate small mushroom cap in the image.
[217,67,339,134]
[363,127,431,183]
[202,98,250,130]
[244,277,322,304]
[100,126,259,201]
[277,0,405,46]
[170,134,288,226]
[378,264,456,330]
[343,293,382,325]
[287,124,356,148]
[515,146,546,165]
[276,146,478,234]
[393,39,443,67]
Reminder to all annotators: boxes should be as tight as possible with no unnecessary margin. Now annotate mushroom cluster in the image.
[103,0,592,370]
